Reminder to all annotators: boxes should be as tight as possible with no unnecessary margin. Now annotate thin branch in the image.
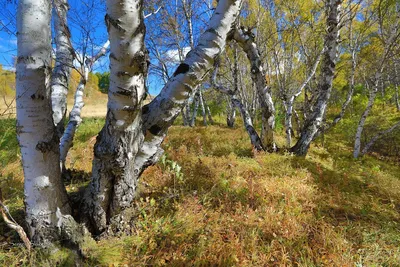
[0,189,31,252]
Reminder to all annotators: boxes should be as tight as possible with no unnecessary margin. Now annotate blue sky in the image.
[0,0,214,96]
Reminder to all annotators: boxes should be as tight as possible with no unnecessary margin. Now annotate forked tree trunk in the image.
[85,0,148,233]
[16,0,71,245]
[290,0,342,156]
[51,0,74,137]
[87,0,243,234]
[285,50,323,147]
[233,27,277,151]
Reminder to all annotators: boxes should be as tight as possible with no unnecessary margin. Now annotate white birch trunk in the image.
[16,0,70,244]
[85,0,148,233]
[51,0,74,137]
[353,79,379,158]
[134,0,243,191]
[84,0,242,234]
[284,97,295,148]
[233,27,277,151]
[190,92,200,127]
[60,41,110,168]
[212,61,263,150]
[227,100,236,128]
[59,68,88,167]
[199,89,208,126]
[291,0,342,156]
[360,120,400,156]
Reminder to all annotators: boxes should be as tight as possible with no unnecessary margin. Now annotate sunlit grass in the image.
[0,114,399,266]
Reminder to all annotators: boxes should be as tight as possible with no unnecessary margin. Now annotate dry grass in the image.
[0,87,108,119]
[0,117,400,266]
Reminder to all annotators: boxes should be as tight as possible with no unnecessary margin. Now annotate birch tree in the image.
[353,0,400,158]
[16,0,71,245]
[51,0,74,137]
[290,0,343,156]
[212,55,264,150]
[233,27,277,151]
[59,41,110,168]
[85,0,243,233]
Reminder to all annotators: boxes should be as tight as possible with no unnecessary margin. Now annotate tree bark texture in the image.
[233,27,277,151]
[16,0,70,245]
[60,41,110,168]
[86,0,148,233]
[51,0,74,137]
[86,0,243,234]
[291,0,342,156]
[135,0,243,196]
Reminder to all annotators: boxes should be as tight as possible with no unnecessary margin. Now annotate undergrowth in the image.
[0,116,399,266]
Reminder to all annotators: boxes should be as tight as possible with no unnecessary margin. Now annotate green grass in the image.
[0,115,399,266]
[0,118,18,168]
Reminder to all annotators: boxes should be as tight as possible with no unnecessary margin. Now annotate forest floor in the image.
[0,114,399,266]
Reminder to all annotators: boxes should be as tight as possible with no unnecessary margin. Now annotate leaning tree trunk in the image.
[233,28,277,151]
[85,0,148,233]
[285,49,323,146]
[353,78,379,158]
[136,0,243,193]
[16,0,71,245]
[212,61,263,150]
[51,0,74,138]
[86,0,243,234]
[60,41,110,169]
[290,0,342,156]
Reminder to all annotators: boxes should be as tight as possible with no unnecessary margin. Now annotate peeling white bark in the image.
[233,27,277,151]
[60,41,110,168]
[86,0,148,233]
[51,0,74,137]
[291,0,342,156]
[133,0,243,188]
[16,0,70,245]
[353,78,379,158]
[212,59,263,150]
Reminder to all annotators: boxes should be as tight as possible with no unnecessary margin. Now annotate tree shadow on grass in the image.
[290,156,400,235]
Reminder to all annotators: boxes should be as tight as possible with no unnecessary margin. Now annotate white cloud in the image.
[164,47,191,65]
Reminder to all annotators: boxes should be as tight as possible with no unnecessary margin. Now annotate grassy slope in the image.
[0,115,399,266]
